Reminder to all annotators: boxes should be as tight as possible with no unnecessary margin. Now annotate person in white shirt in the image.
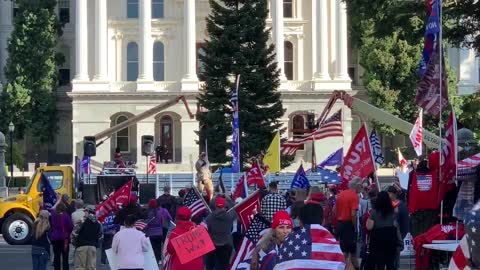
[112,215,149,270]
[395,160,410,190]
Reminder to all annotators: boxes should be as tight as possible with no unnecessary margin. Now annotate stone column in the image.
[334,0,350,81]
[0,0,13,85]
[297,35,304,81]
[138,0,153,81]
[181,0,198,90]
[272,0,287,80]
[94,0,108,81]
[313,0,330,80]
[74,0,89,81]
[114,32,123,81]
[0,132,6,194]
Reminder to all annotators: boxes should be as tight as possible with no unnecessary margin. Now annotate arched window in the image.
[152,0,164,19]
[153,41,165,81]
[127,0,139,18]
[284,0,293,18]
[160,116,173,161]
[292,115,305,150]
[115,115,130,152]
[284,41,294,80]
[127,42,139,81]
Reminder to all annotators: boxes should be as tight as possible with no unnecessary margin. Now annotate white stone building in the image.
[0,0,478,172]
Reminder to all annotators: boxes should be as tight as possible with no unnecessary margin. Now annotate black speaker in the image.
[141,135,155,156]
[83,136,96,157]
[82,184,98,205]
[139,183,156,204]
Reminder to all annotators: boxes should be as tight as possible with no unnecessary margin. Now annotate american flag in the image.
[183,187,210,219]
[134,219,148,231]
[231,215,271,270]
[281,109,343,155]
[147,153,156,175]
[274,224,345,270]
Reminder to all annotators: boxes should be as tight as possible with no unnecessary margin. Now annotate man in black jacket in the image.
[73,206,103,270]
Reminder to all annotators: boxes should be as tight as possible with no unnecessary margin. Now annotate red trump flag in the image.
[439,110,457,203]
[340,124,376,190]
[95,180,133,222]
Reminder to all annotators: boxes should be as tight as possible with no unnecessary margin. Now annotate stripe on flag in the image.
[147,154,156,175]
[281,110,343,155]
[183,187,209,219]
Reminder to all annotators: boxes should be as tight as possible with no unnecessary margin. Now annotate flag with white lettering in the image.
[439,110,457,204]
[370,129,385,165]
[291,164,310,189]
[340,124,376,190]
[409,109,423,156]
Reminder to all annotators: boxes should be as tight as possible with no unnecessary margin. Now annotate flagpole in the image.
[146,156,149,184]
[438,0,444,225]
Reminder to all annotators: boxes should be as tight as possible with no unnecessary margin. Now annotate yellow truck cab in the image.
[0,166,74,245]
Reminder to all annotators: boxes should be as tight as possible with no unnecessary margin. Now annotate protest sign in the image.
[171,226,215,265]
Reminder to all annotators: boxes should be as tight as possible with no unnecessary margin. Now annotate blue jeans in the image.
[32,253,49,270]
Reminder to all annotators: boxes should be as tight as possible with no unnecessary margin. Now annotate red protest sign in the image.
[171,226,215,265]
[340,124,376,189]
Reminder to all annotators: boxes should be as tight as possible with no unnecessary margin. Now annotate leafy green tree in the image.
[459,92,480,139]
[0,0,63,144]
[444,0,480,55]
[346,0,461,137]
[198,0,284,167]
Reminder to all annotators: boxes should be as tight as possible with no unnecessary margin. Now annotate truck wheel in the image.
[1,213,33,245]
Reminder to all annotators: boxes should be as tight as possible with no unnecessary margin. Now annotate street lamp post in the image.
[7,122,14,197]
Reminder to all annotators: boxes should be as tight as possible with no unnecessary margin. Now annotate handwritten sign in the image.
[400,233,415,256]
[171,226,215,265]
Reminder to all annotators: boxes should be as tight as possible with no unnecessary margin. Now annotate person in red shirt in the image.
[334,177,362,270]
[165,207,204,270]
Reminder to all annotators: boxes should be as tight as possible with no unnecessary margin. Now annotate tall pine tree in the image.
[0,0,63,143]
[198,0,284,167]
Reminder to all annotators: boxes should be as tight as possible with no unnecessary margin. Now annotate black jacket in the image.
[76,216,102,247]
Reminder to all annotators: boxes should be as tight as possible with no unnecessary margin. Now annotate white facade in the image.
[0,1,478,171]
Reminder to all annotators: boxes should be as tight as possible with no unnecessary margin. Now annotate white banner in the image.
[409,109,423,156]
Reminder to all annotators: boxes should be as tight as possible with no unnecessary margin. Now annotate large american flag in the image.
[183,187,209,219]
[274,224,345,270]
[147,153,156,175]
[231,215,271,270]
[281,109,343,155]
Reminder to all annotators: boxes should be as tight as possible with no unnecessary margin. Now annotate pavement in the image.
[0,235,111,270]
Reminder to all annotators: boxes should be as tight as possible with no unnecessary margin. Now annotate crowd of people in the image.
[28,172,413,270]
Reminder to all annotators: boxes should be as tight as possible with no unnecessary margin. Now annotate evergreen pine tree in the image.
[0,0,63,143]
[198,0,284,167]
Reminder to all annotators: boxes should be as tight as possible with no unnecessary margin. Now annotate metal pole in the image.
[9,130,13,196]
[146,156,149,184]
[438,0,444,225]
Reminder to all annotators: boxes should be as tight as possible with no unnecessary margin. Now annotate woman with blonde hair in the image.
[32,210,51,270]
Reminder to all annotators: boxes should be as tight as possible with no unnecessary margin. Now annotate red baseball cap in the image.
[215,197,226,209]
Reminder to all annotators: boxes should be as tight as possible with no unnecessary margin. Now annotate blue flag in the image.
[317,148,343,168]
[419,0,441,77]
[231,75,241,173]
[81,156,91,174]
[369,129,385,165]
[291,164,310,189]
[41,173,57,209]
